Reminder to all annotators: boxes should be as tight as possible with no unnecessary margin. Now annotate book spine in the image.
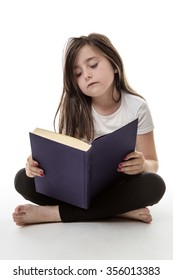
[83,148,92,209]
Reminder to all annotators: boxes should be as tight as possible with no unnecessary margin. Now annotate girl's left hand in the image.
[117,151,145,175]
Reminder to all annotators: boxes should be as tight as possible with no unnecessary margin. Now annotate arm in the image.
[117,131,159,175]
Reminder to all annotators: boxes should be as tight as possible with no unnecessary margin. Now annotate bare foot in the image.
[12,204,61,226]
[117,208,152,223]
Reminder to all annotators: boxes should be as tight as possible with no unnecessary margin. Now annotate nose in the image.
[83,70,92,80]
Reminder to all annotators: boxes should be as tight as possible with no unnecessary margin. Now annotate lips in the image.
[87,82,98,88]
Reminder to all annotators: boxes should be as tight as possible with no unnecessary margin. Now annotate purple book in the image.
[29,118,138,209]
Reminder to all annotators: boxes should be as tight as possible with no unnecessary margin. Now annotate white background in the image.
[0,0,173,274]
[0,0,172,265]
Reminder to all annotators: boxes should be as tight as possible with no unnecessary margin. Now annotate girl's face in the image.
[73,45,115,99]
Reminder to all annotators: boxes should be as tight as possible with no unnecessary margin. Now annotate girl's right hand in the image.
[25,155,44,178]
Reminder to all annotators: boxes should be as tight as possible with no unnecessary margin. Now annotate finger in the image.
[120,152,144,170]
[123,170,141,175]
[124,151,142,161]
[26,155,42,177]
[119,159,139,168]
[25,167,44,178]
[27,155,38,167]
[25,162,44,178]
[25,167,35,178]
[118,163,144,174]
[123,151,136,160]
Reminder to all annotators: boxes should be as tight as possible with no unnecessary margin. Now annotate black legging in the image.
[14,168,166,222]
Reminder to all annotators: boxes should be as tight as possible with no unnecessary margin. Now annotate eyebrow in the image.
[74,56,98,69]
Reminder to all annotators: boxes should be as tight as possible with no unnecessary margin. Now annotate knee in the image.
[145,173,166,204]
[14,168,27,194]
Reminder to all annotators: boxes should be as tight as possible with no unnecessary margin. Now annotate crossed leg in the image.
[12,203,152,226]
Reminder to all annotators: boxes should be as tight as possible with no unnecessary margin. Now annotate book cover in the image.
[29,118,138,209]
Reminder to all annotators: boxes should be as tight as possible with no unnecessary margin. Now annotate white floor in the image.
[0,174,172,260]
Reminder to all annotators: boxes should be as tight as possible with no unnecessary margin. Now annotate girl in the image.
[13,33,166,226]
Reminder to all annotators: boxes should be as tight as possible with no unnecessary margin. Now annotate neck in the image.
[92,88,121,116]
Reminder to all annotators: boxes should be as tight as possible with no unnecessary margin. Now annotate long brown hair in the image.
[54,33,142,141]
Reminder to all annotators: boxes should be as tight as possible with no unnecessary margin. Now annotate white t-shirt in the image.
[92,91,154,140]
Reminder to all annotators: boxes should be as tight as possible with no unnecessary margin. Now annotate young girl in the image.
[13,33,166,226]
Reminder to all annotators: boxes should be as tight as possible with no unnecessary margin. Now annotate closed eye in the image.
[75,72,82,78]
[74,63,98,78]
[90,63,98,69]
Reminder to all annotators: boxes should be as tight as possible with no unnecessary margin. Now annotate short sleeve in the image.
[137,101,154,134]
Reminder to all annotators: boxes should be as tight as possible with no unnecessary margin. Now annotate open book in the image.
[29,118,138,209]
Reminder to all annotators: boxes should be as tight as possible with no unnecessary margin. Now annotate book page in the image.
[32,128,91,152]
